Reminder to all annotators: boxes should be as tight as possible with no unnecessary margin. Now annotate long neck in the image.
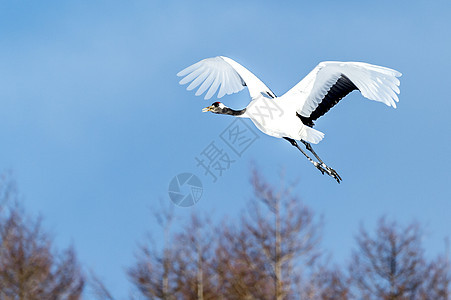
[221,107,247,116]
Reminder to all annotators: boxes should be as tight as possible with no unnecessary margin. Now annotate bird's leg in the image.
[300,140,342,183]
[283,137,327,175]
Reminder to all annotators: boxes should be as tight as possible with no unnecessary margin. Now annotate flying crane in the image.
[178,56,401,183]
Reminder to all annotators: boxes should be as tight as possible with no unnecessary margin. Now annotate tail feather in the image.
[299,126,324,144]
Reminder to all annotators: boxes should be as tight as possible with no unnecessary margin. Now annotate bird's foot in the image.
[321,163,342,183]
[313,162,326,175]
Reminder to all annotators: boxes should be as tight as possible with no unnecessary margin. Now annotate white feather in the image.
[177,56,272,100]
[281,61,402,117]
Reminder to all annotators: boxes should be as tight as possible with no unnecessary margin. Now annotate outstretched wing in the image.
[282,61,402,127]
[177,56,275,100]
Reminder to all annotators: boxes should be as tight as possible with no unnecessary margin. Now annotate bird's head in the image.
[202,102,227,114]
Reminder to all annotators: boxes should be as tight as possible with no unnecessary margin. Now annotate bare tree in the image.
[128,200,179,299]
[89,271,115,300]
[250,169,323,299]
[0,175,84,300]
[349,217,450,299]
[171,214,219,300]
[419,253,450,299]
[303,264,349,300]
[212,169,323,300]
[213,218,270,300]
[128,202,219,300]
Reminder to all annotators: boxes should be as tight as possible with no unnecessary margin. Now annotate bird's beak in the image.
[202,106,212,112]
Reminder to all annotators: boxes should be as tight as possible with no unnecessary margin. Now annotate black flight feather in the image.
[299,74,358,127]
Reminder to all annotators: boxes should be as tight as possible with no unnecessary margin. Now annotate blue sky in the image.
[1,0,451,298]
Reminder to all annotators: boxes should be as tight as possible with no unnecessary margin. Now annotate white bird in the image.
[177,56,401,183]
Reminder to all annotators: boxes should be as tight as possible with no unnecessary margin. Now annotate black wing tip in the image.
[299,74,358,126]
